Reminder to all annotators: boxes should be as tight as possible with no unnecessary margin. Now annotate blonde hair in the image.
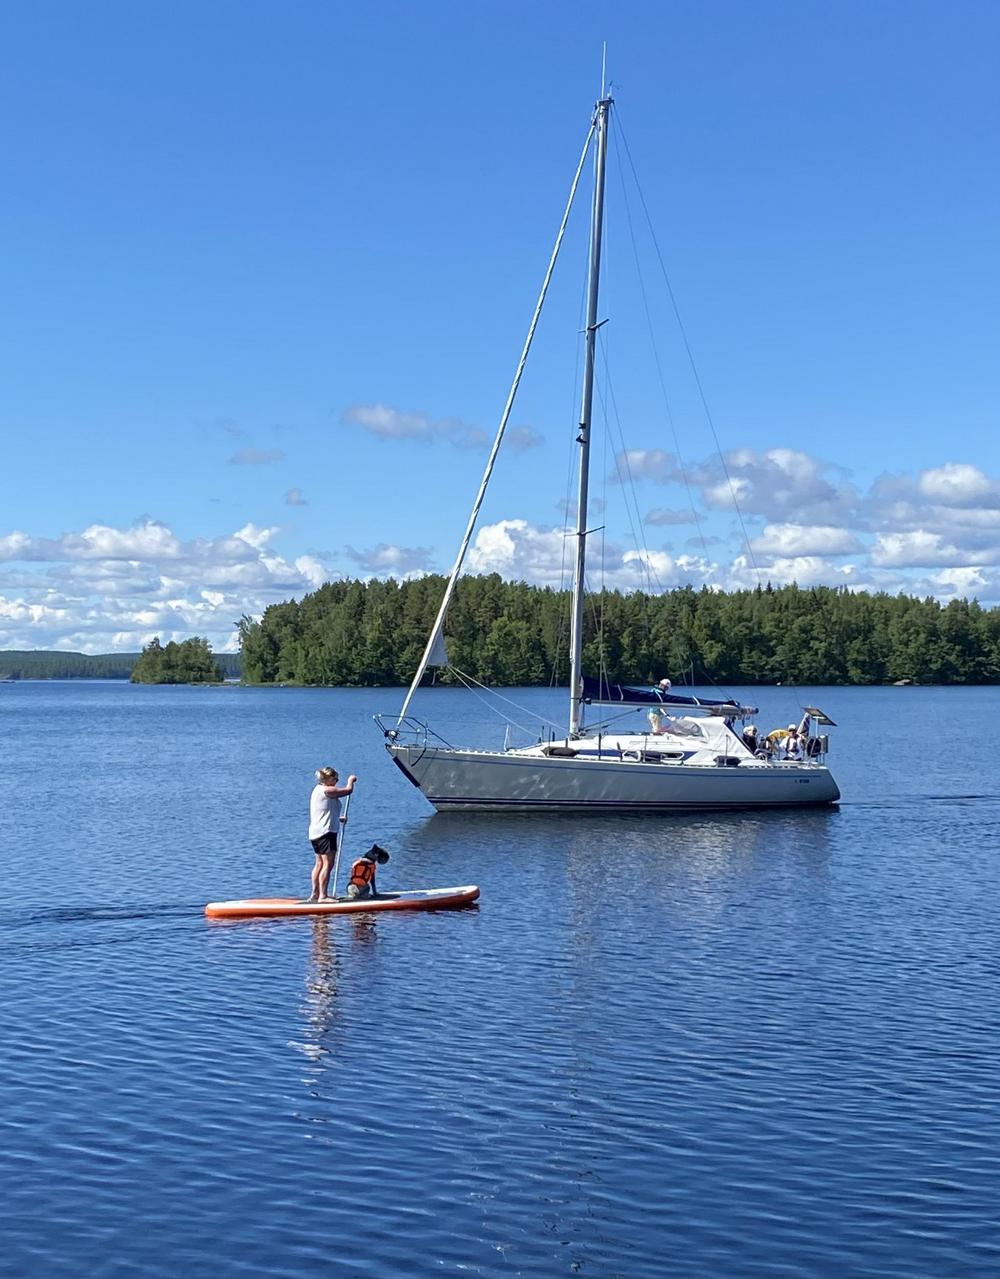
[316,766,339,783]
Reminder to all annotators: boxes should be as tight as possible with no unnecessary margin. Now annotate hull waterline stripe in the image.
[426,796,838,810]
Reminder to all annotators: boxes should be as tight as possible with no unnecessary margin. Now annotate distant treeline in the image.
[0,649,242,680]
[237,575,1000,687]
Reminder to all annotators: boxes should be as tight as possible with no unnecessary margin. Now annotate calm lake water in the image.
[2,681,1000,1278]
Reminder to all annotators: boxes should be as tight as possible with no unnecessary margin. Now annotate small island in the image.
[130,636,223,684]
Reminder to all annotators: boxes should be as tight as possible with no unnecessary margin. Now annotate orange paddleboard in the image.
[205,885,480,920]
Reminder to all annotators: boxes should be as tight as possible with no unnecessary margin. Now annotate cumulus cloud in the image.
[696,448,857,522]
[612,449,676,484]
[0,520,183,564]
[612,445,857,527]
[467,520,570,584]
[751,523,862,557]
[464,519,717,593]
[868,530,1000,569]
[9,442,1000,654]
[917,463,995,506]
[0,519,335,653]
[343,403,489,449]
[345,543,435,576]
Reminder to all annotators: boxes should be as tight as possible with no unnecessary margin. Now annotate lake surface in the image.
[2,681,999,1278]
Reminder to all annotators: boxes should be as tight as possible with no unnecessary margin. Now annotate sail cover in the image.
[581,676,757,717]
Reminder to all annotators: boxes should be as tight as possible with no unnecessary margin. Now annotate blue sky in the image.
[1,1,998,651]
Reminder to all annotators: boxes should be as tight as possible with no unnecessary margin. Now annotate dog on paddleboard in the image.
[346,844,390,899]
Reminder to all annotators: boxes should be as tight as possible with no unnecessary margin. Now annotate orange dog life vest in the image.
[349,858,376,890]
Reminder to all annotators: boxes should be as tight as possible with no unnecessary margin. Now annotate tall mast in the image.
[568,95,612,737]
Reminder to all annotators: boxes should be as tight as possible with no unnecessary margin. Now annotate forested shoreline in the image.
[0,649,241,680]
[237,575,1000,687]
[8,578,997,687]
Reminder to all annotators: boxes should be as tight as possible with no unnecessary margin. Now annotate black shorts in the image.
[310,832,338,857]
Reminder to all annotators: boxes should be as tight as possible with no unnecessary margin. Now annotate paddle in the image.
[328,788,353,901]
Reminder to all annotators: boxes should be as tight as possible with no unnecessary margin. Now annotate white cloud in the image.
[0,520,186,564]
[868,529,1000,568]
[233,523,279,550]
[464,519,717,593]
[343,403,490,449]
[619,548,717,591]
[467,520,570,584]
[917,463,994,506]
[0,519,338,653]
[725,553,862,591]
[346,543,435,576]
[928,566,992,596]
[699,448,856,522]
[612,449,676,484]
[10,442,1000,655]
[285,488,308,506]
[751,523,862,556]
[293,556,329,589]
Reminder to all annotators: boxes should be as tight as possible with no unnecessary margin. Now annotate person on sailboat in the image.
[308,767,357,902]
[742,724,759,753]
[783,726,802,761]
[346,845,390,899]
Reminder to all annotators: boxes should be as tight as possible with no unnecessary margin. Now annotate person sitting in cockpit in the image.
[742,724,759,753]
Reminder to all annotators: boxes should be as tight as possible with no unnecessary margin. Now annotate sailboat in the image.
[377,93,840,813]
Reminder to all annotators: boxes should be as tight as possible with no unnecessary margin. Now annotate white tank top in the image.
[308,784,341,840]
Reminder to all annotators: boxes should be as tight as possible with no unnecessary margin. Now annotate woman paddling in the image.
[308,767,357,902]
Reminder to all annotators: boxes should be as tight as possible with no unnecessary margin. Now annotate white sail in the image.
[427,628,449,668]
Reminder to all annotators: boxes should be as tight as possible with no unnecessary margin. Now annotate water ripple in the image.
[2,683,1000,1276]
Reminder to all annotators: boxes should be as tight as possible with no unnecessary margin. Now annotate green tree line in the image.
[237,575,1000,687]
[0,650,241,680]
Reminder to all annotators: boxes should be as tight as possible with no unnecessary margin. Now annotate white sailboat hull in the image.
[388,742,840,813]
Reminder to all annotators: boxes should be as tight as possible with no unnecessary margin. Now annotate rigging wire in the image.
[552,204,594,689]
[614,108,812,720]
[596,331,662,594]
[613,109,762,585]
[397,116,598,725]
[448,667,566,738]
[611,113,714,573]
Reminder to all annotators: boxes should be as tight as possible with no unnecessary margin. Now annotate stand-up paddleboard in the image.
[205,885,480,920]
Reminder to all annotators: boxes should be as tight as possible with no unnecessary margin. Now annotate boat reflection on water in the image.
[398,805,840,925]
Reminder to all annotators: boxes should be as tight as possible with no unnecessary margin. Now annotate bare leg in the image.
[317,854,335,901]
[309,855,323,902]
